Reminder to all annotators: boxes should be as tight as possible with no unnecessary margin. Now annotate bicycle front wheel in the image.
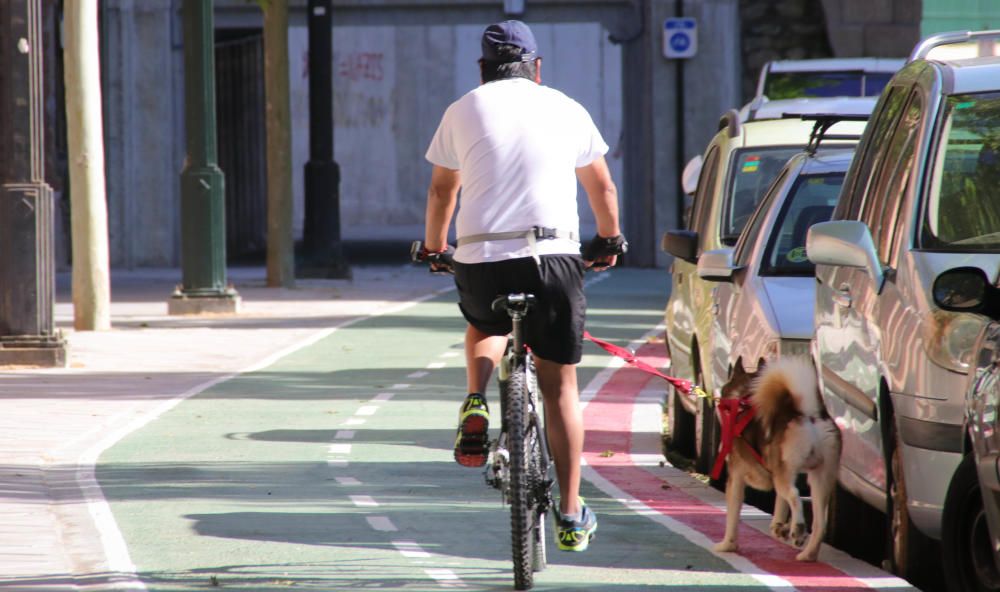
[507,358,537,590]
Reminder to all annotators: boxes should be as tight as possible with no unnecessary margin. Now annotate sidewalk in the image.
[0,265,453,591]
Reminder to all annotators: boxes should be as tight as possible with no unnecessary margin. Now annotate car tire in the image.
[667,385,695,458]
[885,420,933,581]
[693,365,720,478]
[942,452,1000,592]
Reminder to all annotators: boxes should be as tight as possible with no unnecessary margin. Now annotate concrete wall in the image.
[820,0,920,59]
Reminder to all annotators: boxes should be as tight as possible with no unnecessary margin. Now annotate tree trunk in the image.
[263,0,295,287]
[63,0,111,330]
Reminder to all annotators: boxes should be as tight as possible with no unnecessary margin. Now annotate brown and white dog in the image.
[712,357,842,562]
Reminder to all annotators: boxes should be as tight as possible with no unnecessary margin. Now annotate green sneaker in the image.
[453,393,489,467]
[555,503,597,552]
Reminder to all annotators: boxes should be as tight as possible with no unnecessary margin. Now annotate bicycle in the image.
[411,241,553,590]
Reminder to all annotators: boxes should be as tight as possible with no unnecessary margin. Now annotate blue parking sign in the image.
[663,17,697,59]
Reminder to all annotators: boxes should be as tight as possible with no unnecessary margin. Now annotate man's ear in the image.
[534,57,542,84]
[478,58,485,84]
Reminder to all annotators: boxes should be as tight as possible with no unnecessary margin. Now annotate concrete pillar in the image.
[0,0,67,366]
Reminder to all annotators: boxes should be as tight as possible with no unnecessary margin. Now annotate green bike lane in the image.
[95,269,897,591]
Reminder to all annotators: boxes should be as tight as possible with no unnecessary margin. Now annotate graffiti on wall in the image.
[333,51,387,128]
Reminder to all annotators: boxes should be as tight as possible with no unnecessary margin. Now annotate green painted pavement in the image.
[99,269,766,591]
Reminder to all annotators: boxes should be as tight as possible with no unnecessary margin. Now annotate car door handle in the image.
[833,285,852,309]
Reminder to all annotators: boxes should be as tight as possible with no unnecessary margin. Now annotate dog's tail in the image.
[752,357,823,426]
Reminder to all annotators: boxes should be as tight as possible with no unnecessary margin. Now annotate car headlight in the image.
[925,310,986,373]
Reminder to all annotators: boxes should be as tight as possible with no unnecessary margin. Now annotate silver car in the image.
[697,147,855,395]
[806,30,1000,580]
[933,267,1000,592]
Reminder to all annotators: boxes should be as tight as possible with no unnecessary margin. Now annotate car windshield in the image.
[761,172,845,276]
[921,92,1000,251]
[764,71,892,99]
[722,147,802,244]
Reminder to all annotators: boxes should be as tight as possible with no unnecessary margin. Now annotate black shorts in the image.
[453,255,586,365]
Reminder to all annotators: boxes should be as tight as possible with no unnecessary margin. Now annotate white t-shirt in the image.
[425,78,609,264]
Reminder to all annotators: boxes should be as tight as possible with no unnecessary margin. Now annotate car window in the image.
[921,91,1000,251]
[862,90,923,264]
[721,147,801,246]
[763,71,892,100]
[761,172,845,276]
[733,167,788,267]
[689,145,720,235]
[839,85,907,220]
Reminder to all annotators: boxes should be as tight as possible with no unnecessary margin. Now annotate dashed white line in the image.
[425,568,464,587]
[343,418,366,426]
[335,476,361,486]
[356,406,379,416]
[328,444,352,454]
[390,383,411,390]
[366,516,399,532]
[350,495,378,508]
[440,351,460,358]
[393,540,431,558]
[334,430,355,440]
[426,362,447,369]
[407,371,429,378]
[326,459,349,468]
[371,393,394,402]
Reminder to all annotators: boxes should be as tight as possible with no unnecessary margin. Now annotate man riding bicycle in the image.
[421,19,625,553]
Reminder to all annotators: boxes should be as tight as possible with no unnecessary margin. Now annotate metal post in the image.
[299,0,350,279]
[171,0,240,314]
[0,0,66,366]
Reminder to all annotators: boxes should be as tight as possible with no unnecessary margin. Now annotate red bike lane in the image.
[579,338,912,591]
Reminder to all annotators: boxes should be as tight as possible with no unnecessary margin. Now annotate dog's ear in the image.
[732,359,745,377]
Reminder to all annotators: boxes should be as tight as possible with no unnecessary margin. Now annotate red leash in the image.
[583,331,701,396]
[583,331,764,480]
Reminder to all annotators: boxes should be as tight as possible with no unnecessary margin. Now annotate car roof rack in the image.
[909,29,1000,62]
[717,109,741,138]
[782,113,868,155]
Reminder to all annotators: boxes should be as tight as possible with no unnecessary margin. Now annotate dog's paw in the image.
[713,540,738,553]
[789,524,809,547]
[795,548,819,562]
[770,523,790,541]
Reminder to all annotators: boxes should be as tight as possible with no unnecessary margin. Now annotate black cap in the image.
[481,20,538,62]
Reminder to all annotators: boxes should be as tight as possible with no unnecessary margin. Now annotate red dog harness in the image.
[711,396,765,480]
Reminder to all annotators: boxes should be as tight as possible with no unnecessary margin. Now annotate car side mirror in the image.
[933,267,989,311]
[806,220,885,293]
[697,248,737,282]
[661,230,698,263]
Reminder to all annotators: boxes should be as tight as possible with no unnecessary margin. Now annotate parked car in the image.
[696,136,857,398]
[755,57,904,101]
[933,267,1000,592]
[662,103,869,475]
[806,29,1000,579]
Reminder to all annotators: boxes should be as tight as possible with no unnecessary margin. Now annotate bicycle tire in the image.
[526,357,548,573]
[507,358,535,590]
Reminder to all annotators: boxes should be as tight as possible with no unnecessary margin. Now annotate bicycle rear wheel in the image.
[507,358,537,590]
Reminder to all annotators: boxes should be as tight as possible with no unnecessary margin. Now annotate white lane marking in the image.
[366,516,398,532]
[334,430,355,440]
[79,284,455,588]
[343,418,366,426]
[439,351,460,358]
[350,495,378,508]
[425,568,464,587]
[393,540,431,558]
[426,362,447,369]
[326,460,348,468]
[335,477,361,486]
[356,406,379,416]
[328,444,352,454]
[407,371,429,378]
[371,393,394,402]
[390,383,411,389]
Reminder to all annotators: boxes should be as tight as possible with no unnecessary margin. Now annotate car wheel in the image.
[885,420,932,580]
[667,385,695,458]
[693,365,720,478]
[942,453,1000,592]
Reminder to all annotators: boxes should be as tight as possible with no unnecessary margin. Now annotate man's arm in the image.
[425,165,461,251]
[576,156,622,267]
